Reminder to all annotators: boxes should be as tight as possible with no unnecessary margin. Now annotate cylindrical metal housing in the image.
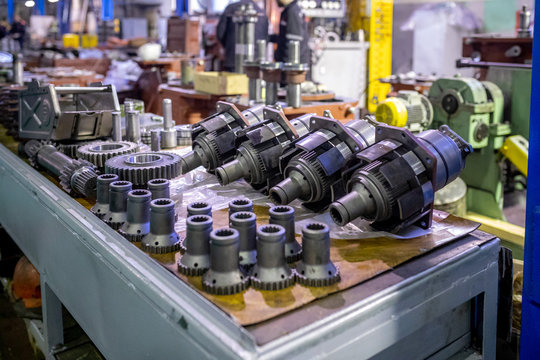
[112,112,122,142]
[104,180,132,229]
[187,201,212,217]
[36,145,71,177]
[201,228,249,295]
[126,111,141,143]
[230,212,257,267]
[161,129,178,149]
[178,215,213,275]
[147,178,170,199]
[269,205,302,262]
[287,83,301,109]
[229,198,253,216]
[150,129,161,151]
[162,99,174,129]
[288,40,300,64]
[91,174,119,218]
[141,198,181,253]
[295,223,340,287]
[119,189,152,241]
[250,225,294,290]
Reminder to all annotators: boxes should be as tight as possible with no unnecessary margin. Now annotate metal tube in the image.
[288,41,300,64]
[287,84,301,109]
[244,21,255,63]
[147,179,170,199]
[112,111,122,141]
[266,82,278,105]
[126,111,141,143]
[150,129,161,151]
[230,211,257,267]
[162,98,173,129]
[12,54,23,85]
[54,87,109,94]
[36,145,71,177]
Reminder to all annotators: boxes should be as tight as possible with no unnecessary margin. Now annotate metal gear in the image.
[76,141,139,168]
[104,152,182,186]
[24,139,54,168]
[59,159,99,197]
[57,142,91,158]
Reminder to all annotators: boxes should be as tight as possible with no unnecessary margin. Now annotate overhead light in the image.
[24,0,35,6]
[48,0,59,2]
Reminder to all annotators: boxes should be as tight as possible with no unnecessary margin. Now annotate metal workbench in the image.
[0,143,499,359]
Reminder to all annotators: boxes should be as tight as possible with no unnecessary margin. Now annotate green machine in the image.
[428,77,511,219]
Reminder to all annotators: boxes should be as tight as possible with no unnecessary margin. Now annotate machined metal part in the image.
[283,41,309,109]
[233,4,247,73]
[519,5,532,38]
[245,39,267,103]
[91,174,119,218]
[112,111,122,142]
[104,180,132,230]
[250,224,294,290]
[228,198,253,216]
[179,102,265,175]
[147,178,170,199]
[126,110,141,143]
[329,124,472,231]
[229,212,257,267]
[76,141,139,168]
[161,98,178,149]
[105,152,182,186]
[261,62,282,105]
[141,198,181,254]
[201,228,249,295]
[24,139,99,198]
[12,54,23,86]
[119,189,152,241]
[270,116,377,211]
[175,124,192,146]
[18,80,120,141]
[215,109,312,193]
[187,201,212,217]
[269,205,302,262]
[295,222,340,287]
[178,215,213,276]
[150,129,161,151]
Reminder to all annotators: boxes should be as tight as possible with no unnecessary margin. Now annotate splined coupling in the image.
[202,228,249,295]
[76,141,139,168]
[104,181,132,230]
[187,201,212,217]
[295,223,340,287]
[228,198,253,217]
[105,152,182,186]
[250,225,295,291]
[178,215,213,276]
[269,206,302,262]
[141,198,182,254]
[91,174,119,218]
[147,179,170,199]
[119,189,152,242]
[230,212,257,267]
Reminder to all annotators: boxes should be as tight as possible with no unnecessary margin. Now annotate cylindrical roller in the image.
[201,228,249,295]
[91,174,119,219]
[150,129,161,151]
[250,225,294,290]
[12,54,23,85]
[126,111,141,143]
[104,181,132,230]
[178,215,213,275]
[288,40,300,64]
[162,99,174,129]
[230,212,257,267]
[256,39,267,62]
[228,198,253,216]
[112,112,122,142]
[295,223,340,287]
[147,178,170,199]
[141,198,181,254]
[287,83,301,109]
[269,206,302,262]
[119,189,152,242]
[187,201,212,217]
[266,82,279,105]
[161,129,177,149]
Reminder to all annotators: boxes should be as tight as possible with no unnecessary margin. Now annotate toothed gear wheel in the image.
[77,141,139,168]
[58,142,91,158]
[59,159,99,197]
[294,266,341,287]
[201,275,249,295]
[250,273,295,291]
[141,236,182,254]
[177,261,206,276]
[286,151,329,201]
[118,230,144,243]
[24,140,55,168]
[104,152,182,186]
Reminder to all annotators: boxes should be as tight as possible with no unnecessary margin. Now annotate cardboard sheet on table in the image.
[151,207,480,326]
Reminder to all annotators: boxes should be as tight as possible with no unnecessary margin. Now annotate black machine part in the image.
[179,102,265,174]
[269,116,377,211]
[329,124,472,232]
[119,189,152,242]
[178,215,213,276]
[141,198,181,254]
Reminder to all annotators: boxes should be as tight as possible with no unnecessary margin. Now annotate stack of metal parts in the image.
[244,40,267,103]
[24,139,99,198]
[178,199,340,295]
[283,41,309,108]
[215,109,312,193]
[179,102,265,175]
[329,124,472,231]
[0,85,23,138]
[270,115,377,211]
[233,3,260,74]
[76,140,139,169]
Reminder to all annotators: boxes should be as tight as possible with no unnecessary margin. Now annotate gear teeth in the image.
[105,152,182,186]
[76,141,139,168]
[177,261,207,276]
[285,250,302,263]
[201,276,250,295]
[58,142,91,158]
[25,140,55,168]
[104,219,124,230]
[59,159,99,196]
[141,239,182,254]
[118,230,144,242]
[294,267,341,287]
[250,273,295,291]
[299,151,329,193]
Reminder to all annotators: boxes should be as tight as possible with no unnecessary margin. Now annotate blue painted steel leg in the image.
[521,0,540,357]
[37,0,45,15]
[41,278,64,356]
[102,0,114,21]
[7,0,14,24]
[57,0,71,35]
